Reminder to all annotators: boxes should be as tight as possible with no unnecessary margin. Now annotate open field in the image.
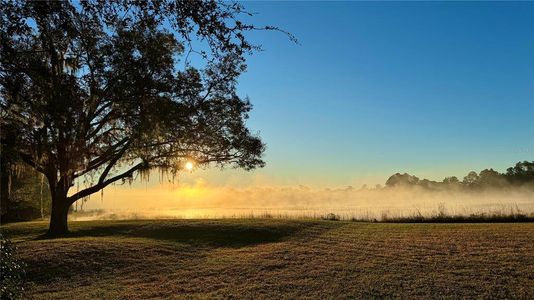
[2,220,534,299]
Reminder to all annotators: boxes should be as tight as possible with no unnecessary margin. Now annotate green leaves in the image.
[0,234,26,300]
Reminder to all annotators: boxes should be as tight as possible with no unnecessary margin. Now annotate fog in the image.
[71,179,534,221]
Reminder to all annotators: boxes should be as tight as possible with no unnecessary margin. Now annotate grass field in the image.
[2,219,534,299]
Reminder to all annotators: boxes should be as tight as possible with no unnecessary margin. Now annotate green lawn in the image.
[2,219,534,299]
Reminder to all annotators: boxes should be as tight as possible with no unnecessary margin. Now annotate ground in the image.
[2,219,534,299]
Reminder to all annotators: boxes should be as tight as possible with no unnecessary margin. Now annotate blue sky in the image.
[185,1,534,187]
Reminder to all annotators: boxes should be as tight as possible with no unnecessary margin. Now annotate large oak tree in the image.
[1,1,280,234]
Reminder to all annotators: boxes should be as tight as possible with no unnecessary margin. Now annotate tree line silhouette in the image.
[385,161,534,191]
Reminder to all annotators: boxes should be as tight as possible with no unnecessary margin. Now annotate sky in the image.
[90,1,534,206]
[223,1,534,187]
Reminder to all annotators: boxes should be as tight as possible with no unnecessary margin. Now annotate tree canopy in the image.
[0,0,282,234]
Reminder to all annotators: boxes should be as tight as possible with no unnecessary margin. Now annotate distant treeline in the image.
[1,162,89,223]
[1,155,51,222]
[1,146,96,222]
[384,161,534,191]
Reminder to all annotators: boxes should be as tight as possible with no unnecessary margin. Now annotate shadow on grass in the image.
[34,220,326,248]
[17,220,345,285]
[380,213,534,223]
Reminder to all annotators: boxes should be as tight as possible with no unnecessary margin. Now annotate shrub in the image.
[322,213,340,221]
[1,233,26,300]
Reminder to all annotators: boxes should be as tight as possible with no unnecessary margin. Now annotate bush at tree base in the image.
[0,233,25,299]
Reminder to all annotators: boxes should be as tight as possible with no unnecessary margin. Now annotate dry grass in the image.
[2,219,534,299]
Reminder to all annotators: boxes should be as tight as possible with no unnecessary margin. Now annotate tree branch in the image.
[68,161,145,203]
[75,137,129,177]
[97,140,130,184]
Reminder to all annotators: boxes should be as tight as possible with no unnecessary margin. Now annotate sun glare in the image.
[185,161,194,171]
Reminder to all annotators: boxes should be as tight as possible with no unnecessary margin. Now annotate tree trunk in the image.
[47,191,70,235]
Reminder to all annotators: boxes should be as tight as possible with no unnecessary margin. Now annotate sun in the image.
[184,161,194,171]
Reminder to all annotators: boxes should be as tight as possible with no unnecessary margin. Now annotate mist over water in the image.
[72,180,534,221]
